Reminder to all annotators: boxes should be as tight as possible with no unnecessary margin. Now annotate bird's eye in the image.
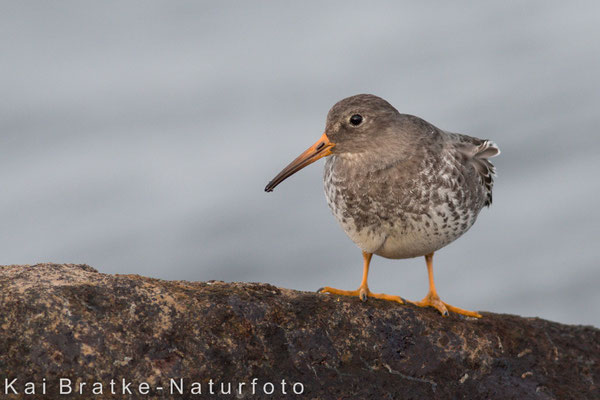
[349,114,363,126]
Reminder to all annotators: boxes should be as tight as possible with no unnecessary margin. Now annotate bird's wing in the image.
[451,134,500,207]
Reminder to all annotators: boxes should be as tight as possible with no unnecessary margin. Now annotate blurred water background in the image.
[1,1,599,326]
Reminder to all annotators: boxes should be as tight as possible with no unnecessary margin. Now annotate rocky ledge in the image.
[0,263,598,399]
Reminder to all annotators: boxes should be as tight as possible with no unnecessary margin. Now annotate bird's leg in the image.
[318,252,404,304]
[409,253,482,318]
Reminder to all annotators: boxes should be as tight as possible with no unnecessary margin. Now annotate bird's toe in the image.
[359,287,369,302]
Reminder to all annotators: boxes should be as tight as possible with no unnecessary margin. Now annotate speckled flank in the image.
[322,95,499,259]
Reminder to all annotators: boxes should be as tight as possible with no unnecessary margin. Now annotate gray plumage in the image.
[322,94,499,259]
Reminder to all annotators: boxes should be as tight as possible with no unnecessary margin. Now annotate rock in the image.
[0,263,598,399]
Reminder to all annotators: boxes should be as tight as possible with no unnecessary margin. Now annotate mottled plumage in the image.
[323,99,499,259]
[265,94,500,318]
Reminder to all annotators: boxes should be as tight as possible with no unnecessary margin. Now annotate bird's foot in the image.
[318,286,404,304]
[409,292,482,318]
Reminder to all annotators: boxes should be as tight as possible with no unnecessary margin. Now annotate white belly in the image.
[334,208,475,259]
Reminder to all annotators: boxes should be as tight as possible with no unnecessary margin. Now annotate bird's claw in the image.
[409,292,480,318]
[318,286,404,304]
[359,287,368,302]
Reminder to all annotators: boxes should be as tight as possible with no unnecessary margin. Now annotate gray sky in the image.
[1,1,599,326]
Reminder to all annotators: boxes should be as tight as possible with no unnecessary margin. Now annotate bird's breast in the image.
[323,155,481,259]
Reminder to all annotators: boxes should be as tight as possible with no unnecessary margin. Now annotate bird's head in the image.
[264,94,401,192]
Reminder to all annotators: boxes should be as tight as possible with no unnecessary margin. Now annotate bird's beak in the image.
[265,133,335,192]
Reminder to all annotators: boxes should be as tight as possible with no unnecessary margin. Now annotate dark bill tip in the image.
[263,133,334,193]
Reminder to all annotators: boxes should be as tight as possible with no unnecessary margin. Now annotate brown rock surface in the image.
[0,263,598,399]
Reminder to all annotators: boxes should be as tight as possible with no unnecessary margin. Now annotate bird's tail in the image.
[473,140,500,206]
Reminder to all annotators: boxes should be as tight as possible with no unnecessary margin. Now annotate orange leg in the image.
[318,251,404,304]
[409,253,482,318]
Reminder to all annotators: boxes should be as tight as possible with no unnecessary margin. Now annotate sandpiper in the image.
[265,94,499,317]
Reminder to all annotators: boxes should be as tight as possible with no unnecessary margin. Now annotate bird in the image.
[264,94,499,318]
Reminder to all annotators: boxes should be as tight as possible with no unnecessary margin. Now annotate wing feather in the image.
[451,135,500,207]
